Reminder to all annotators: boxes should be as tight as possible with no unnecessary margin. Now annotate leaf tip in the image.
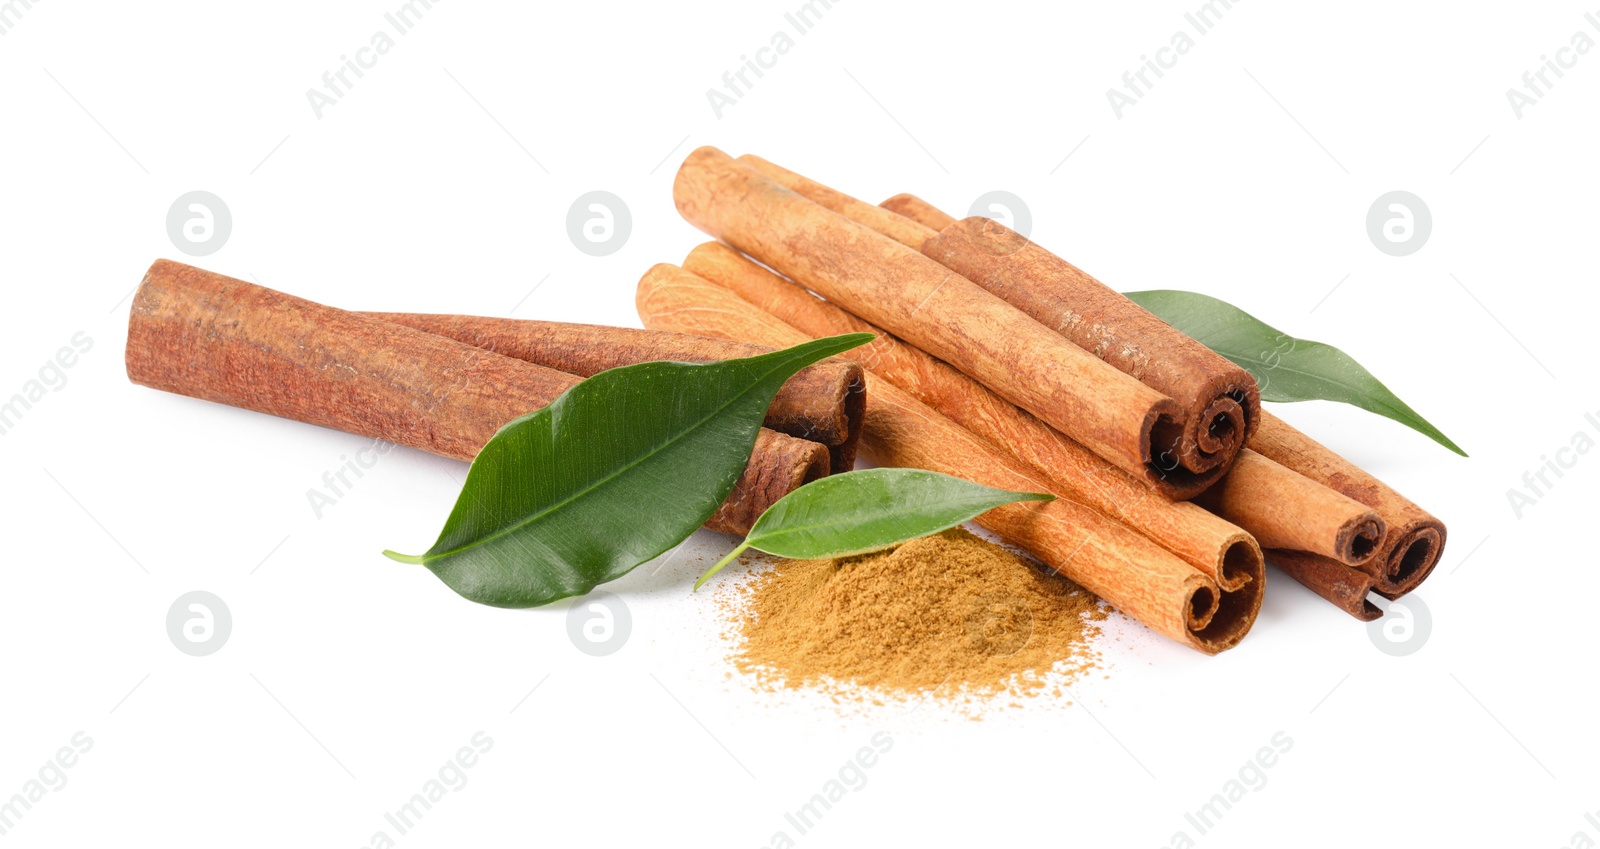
[825,331,876,352]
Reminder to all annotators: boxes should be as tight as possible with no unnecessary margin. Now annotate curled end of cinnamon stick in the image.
[1249,411,1446,600]
[764,359,866,474]
[1185,579,1220,632]
[1214,532,1265,593]
[1194,392,1254,470]
[1183,535,1266,653]
[1160,351,1259,475]
[1145,412,1230,500]
[1337,513,1387,568]
[1374,523,1446,599]
[1183,567,1265,655]
[1195,397,1244,457]
[704,428,831,536]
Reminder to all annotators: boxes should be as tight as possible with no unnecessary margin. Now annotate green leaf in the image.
[1124,289,1465,456]
[694,468,1052,589]
[385,332,874,607]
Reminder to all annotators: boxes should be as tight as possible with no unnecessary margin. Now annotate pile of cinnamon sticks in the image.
[638,148,1446,651]
[122,147,1446,655]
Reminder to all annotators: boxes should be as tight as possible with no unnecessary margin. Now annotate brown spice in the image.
[728,528,1108,702]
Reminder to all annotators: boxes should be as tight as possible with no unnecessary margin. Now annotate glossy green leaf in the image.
[695,468,1052,589]
[385,333,874,607]
[1124,289,1465,456]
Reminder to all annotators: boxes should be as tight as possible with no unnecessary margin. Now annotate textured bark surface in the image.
[1268,550,1383,621]
[1197,449,1386,567]
[683,241,1260,589]
[364,312,864,473]
[739,155,937,250]
[1251,411,1446,598]
[672,147,1185,486]
[918,215,1260,475]
[880,193,958,231]
[638,261,1262,654]
[124,259,828,536]
[751,164,1254,475]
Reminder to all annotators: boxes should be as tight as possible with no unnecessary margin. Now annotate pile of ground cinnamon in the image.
[726,528,1108,703]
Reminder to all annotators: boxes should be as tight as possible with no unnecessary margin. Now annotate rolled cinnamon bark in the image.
[919,214,1258,471]
[737,155,936,250]
[638,262,1263,653]
[682,241,1258,587]
[363,313,865,474]
[124,259,829,535]
[870,192,1434,598]
[1196,449,1386,567]
[880,193,957,230]
[1268,550,1383,621]
[742,159,1256,475]
[863,381,1258,654]
[1251,411,1447,598]
[673,147,1196,494]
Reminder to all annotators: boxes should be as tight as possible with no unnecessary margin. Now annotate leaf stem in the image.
[382,550,426,565]
[694,541,750,591]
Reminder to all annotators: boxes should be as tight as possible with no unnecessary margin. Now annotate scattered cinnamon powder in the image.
[725,527,1108,704]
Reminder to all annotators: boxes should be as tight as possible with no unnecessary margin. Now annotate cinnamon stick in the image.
[1196,449,1386,567]
[638,262,1263,654]
[868,192,1437,598]
[363,313,865,473]
[673,147,1199,495]
[880,193,957,230]
[738,155,1256,475]
[737,155,935,250]
[1267,550,1383,621]
[682,241,1259,587]
[1251,411,1447,598]
[124,259,829,535]
[919,215,1258,471]
[862,382,1259,655]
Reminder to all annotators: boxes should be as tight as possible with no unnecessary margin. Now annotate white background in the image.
[2,0,1596,846]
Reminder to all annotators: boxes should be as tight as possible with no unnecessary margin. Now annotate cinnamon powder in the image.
[725,528,1108,703]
